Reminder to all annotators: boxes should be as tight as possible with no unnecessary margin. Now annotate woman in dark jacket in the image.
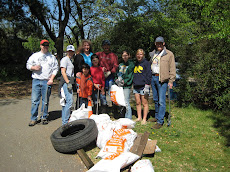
[74,40,94,109]
[74,39,94,76]
[133,49,152,125]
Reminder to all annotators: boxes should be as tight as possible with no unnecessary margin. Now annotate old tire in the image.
[50,119,98,153]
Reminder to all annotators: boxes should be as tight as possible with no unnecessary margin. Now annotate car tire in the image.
[50,119,98,153]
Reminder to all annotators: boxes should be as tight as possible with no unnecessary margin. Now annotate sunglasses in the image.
[42,44,49,46]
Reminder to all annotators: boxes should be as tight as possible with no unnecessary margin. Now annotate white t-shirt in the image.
[151,50,164,74]
[60,56,74,77]
[26,51,59,80]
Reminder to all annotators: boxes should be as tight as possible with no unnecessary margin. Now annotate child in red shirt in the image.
[90,54,107,113]
[76,63,93,108]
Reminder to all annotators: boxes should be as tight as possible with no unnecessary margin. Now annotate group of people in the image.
[26,36,176,129]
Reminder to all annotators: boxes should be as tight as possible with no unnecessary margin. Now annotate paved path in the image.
[0,94,87,172]
[0,88,156,172]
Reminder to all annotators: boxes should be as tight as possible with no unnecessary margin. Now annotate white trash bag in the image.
[110,85,126,106]
[87,152,140,172]
[68,103,88,122]
[131,159,155,172]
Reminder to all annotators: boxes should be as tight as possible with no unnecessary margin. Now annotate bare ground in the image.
[0,80,59,99]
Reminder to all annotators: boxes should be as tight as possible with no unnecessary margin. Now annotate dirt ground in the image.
[0,80,59,99]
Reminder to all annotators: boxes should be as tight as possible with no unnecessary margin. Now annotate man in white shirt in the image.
[149,36,176,129]
[26,39,59,126]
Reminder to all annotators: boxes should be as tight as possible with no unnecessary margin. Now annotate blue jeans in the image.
[61,83,73,125]
[151,76,168,125]
[31,79,51,121]
[105,74,114,94]
[92,89,107,106]
[123,88,132,119]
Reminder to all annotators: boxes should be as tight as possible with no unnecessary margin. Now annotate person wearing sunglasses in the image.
[26,39,59,126]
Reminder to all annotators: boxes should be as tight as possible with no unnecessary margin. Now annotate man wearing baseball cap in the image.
[26,39,59,126]
[149,36,176,129]
[96,40,118,110]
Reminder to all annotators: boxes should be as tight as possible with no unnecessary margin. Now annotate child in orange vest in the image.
[76,63,93,108]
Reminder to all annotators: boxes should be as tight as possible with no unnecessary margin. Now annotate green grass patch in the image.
[87,102,230,171]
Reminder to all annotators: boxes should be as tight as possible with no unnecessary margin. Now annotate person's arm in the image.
[88,78,93,100]
[145,61,152,85]
[47,74,56,85]
[48,56,59,85]
[26,54,41,71]
[110,54,119,73]
[61,68,69,83]
[101,71,105,88]
[123,61,135,86]
[168,53,176,89]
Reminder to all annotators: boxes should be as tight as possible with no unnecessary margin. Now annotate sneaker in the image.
[148,118,157,122]
[42,119,48,125]
[152,123,163,129]
[28,120,37,127]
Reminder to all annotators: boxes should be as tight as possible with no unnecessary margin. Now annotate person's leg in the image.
[30,79,41,121]
[91,89,97,113]
[61,83,73,125]
[100,91,107,106]
[151,76,160,119]
[83,98,88,108]
[123,88,132,119]
[99,91,107,114]
[135,93,142,121]
[75,93,80,109]
[79,97,83,108]
[141,94,149,124]
[41,80,52,120]
[157,82,168,125]
[92,89,97,105]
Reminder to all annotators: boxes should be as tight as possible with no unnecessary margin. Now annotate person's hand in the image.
[104,71,111,78]
[95,84,101,90]
[102,67,106,72]
[32,65,41,71]
[168,82,173,89]
[119,80,124,87]
[88,96,92,101]
[67,82,72,91]
[101,87,105,95]
[76,72,81,77]
[115,79,119,85]
[47,79,53,85]
[115,79,124,87]
[143,84,150,95]
[77,89,80,93]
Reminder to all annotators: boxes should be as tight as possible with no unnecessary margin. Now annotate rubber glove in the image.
[143,84,150,95]
[67,83,72,91]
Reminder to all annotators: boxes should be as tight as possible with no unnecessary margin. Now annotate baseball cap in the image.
[66,45,75,52]
[40,39,49,45]
[102,40,111,46]
[155,36,165,43]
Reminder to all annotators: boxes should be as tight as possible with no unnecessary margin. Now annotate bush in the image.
[177,38,230,113]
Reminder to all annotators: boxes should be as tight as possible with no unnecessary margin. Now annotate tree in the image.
[0,0,44,81]
[168,0,230,112]
[24,0,71,59]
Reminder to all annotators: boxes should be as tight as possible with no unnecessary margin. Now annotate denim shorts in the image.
[133,87,145,95]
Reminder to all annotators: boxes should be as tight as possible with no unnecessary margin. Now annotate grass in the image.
[1,80,228,171]
[86,100,230,171]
